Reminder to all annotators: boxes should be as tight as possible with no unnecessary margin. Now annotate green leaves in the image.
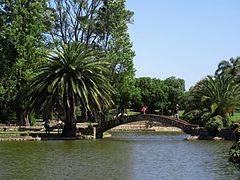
[205,115,223,135]
[29,42,114,124]
[0,0,48,121]
[1,0,134,124]
[192,75,240,117]
[215,57,240,82]
[229,141,240,167]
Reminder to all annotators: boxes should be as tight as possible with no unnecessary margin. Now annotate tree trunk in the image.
[17,108,30,126]
[23,110,30,126]
[63,105,77,137]
[63,91,77,137]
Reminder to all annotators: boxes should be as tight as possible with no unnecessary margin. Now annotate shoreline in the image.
[0,120,235,141]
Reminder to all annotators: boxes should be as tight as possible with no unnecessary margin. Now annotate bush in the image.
[182,110,201,124]
[229,141,240,168]
[87,122,93,129]
[29,113,36,126]
[183,108,211,126]
[200,111,212,126]
[231,123,240,142]
[222,115,231,127]
[205,115,223,136]
[231,122,240,131]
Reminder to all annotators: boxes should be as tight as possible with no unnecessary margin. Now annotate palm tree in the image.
[192,75,240,117]
[215,57,240,83]
[29,42,114,136]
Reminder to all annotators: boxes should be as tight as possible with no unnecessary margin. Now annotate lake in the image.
[0,132,239,180]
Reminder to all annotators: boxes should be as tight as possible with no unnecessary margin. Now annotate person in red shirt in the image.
[141,105,147,114]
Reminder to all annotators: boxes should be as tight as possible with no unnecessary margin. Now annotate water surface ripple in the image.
[0,132,239,180]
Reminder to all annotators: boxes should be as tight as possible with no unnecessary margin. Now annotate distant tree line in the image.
[130,76,185,115]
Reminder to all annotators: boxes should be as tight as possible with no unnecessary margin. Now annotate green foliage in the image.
[222,115,231,127]
[200,111,212,124]
[131,76,185,114]
[183,57,240,127]
[164,76,185,105]
[134,77,168,113]
[182,110,200,124]
[0,0,135,125]
[99,0,135,109]
[87,122,94,129]
[29,42,114,136]
[229,141,240,168]
[215,57,240,84]
[47,0,135,110]
[127,109,140,116]
[230,113,240,123]
[0,0,48,123]
[182,109,211,126]
[192,75,240,117]
[231,123,240,140]
[231,122,240,130]
[29,113,36,126]
[205,115,223,135]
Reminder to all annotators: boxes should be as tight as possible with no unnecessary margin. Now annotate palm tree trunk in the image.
[63,90,77,137]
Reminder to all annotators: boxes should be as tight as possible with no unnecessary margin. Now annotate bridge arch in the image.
[95,114,199,138]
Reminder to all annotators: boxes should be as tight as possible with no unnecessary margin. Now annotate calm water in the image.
[0,132,239,180]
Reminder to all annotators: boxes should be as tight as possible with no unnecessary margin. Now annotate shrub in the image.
[222,115,231,127]
[205,115,223,136]
[183,108,212,126]
[87,122,93,129]
[182,110,201,124]
[229,141,240,168]
[200,111,212,126]
[29,113,36,126]
[231,122,240,131]
[231,123,240,142]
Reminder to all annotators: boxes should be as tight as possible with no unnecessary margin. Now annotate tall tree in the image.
[164,76,185,113]
[46,0,104,45]
[0,0,48,124]
[47,0,135,109]
[215,57,240,83]
[134,77,168,113]
[100,0,135,109]
[191,75,240,117]
[29,42,114,136]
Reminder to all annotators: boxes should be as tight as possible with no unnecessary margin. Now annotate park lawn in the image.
[179,110,184,117]
[127,109,140,116]
[0,131,29,134]
[230,112,240,123]
[0,136,13,138]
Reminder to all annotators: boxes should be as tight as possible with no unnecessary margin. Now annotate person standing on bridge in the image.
[174,104,179,120]
[141,105,147,114]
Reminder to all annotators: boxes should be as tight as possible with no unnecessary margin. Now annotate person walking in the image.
[174,104,179,120]
[141,105,147,114]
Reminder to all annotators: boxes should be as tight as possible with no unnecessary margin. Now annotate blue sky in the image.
[126,0,240,90]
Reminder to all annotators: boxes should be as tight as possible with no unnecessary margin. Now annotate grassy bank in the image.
[230,112,240,123]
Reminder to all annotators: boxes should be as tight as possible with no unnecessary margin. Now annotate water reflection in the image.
[0,132,239,180]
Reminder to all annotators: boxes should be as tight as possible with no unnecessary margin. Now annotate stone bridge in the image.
[94,114,200,138]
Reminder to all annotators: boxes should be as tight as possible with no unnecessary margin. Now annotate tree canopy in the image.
[183,57,240,128]
[0,0,135,132]
[131,76,185,115]
[0,0,48,124]
[29,42,114,136]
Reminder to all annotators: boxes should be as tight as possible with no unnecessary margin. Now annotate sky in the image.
[125,0,240,90]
